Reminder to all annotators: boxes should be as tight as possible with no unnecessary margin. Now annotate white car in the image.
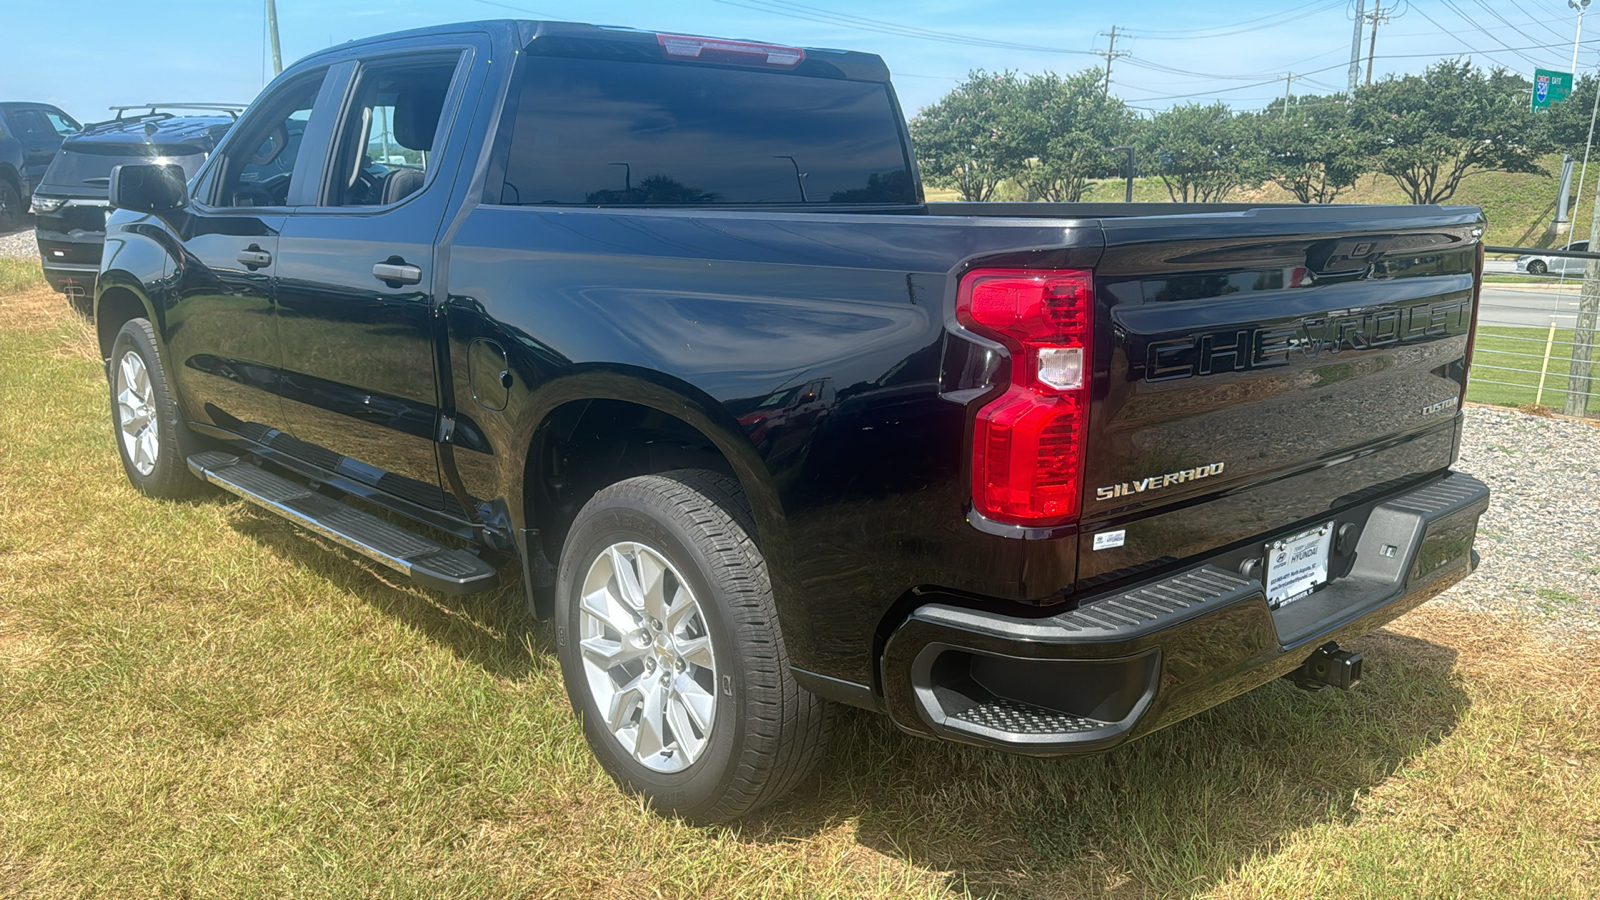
[1516,241,1589,275]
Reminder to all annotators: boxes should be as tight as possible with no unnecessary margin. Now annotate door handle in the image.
[236,246,272,269]
[373,261,423,287]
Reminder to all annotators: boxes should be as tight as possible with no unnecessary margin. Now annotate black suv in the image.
[31,106,238,302]
[0,102,80,231]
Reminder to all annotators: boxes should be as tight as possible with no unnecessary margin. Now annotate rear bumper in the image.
[36,227,102,296]
[880,471,1490,754]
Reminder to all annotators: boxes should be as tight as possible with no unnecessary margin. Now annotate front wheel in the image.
[1527,259,1548,275]
[0,181,22,233]
[108,318,205,498]
[555,470,830,821]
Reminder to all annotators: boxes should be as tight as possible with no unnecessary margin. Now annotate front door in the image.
[271,47,475,508]
[165,69,336,440]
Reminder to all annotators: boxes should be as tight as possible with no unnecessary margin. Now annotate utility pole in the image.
[266,0,283,76]
[1282,73,1299,115]
[1094,26,1129,97]
[1365,0,1388,86]
[1348,0,1366,92]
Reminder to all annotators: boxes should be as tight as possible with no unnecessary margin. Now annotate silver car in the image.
[1516,241,1589,275]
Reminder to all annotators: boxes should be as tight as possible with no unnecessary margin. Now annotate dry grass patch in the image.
[0,276,1596,898]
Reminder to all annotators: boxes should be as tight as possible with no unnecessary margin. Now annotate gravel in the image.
[1439,405,1600,644]
[1,224,37,260]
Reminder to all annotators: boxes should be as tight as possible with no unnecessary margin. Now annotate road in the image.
[1479,285,1586,328]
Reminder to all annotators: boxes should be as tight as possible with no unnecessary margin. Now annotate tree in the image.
[1258,96,1374,203]
[1353,59,1549,205]
[1137,103,1261,202]
[1538,73,1599,156]
[907,71,1029,201]
[1012,71,1137,201]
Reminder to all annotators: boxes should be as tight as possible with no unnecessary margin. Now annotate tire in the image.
[108,318,205,498]
[0,179,21,233]
[555,469,830,822]
[1527,259,1548,275]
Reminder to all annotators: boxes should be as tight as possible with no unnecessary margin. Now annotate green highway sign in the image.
[1533,69,1574,110]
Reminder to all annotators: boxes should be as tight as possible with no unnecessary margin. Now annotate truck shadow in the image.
[742,626,1466,898]
[226,506,1466,899]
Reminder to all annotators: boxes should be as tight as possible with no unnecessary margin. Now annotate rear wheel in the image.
[555,469,830,821]
[108,318,205,498]
[1527,259,1548,275]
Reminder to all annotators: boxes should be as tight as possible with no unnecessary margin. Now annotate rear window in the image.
[497,56,916,206]
[41,143,208,193]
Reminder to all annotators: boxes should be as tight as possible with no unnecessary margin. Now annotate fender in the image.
[96,215,184,347]
[504,363,787,550]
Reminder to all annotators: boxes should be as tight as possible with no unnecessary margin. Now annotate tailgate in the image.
[1077,206,1483,585]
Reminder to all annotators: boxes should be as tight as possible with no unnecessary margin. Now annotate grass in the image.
[3,256,1600,898]
[1466,324,1600,411]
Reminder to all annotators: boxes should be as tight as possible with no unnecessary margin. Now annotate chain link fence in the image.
[1479,246,1600,418]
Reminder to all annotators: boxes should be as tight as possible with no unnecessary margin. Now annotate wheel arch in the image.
[93,278,159,361]
[512,367,789,619]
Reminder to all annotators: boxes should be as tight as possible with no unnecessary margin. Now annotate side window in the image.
[326,55,460,207]
[214,71,326,208]
[10,109,50,138]
[43,111,79,136]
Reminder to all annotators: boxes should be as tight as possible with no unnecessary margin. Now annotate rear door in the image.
[270,39,483,508]
[1078,207,1482,584]
[1560,241,1589,275]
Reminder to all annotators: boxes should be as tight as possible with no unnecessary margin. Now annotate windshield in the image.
[498,56,917,206]
[39,143,208,196]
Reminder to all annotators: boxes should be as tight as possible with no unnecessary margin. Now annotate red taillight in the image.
[957,269,1094,526]
[656,34,806,67]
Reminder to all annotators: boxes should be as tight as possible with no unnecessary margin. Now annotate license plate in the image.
[1264,522,1334,607]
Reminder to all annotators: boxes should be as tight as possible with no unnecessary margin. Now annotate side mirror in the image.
[109,163,189,214]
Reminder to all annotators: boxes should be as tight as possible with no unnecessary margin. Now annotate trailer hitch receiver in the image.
[1286,641,1363,692]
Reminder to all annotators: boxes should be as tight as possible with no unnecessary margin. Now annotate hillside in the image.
[925,153,1587,250]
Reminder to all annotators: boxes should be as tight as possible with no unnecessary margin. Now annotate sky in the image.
[5,0,1600,124]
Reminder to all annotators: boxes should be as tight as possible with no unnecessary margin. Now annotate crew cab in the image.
[95,20,1490,821]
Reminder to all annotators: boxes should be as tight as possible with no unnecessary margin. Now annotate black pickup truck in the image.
[96,20,1491,821]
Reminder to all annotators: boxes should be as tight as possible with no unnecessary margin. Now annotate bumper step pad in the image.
[187,451,498,594]
[950,698,1107,736]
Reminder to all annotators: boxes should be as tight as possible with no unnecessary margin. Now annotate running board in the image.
[187,451,498,594]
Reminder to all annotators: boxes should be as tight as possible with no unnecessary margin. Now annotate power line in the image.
[1438,0,1549,67]
[1120,0,1348,39]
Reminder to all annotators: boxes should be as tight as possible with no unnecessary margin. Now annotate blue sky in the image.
[5,0,1598,123]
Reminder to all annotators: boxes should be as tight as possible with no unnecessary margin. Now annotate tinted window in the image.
[41,144,208,193]
[499,57,915,206]
[9,109,53,138]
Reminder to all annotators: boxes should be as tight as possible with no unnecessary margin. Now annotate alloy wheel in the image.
[115,350,159,476]
[577,541,718,773]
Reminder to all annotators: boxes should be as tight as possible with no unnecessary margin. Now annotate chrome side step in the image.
[187,450,498,594]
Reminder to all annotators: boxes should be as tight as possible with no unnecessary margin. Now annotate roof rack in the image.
[108,103,247,120]
[77,103,249,136]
